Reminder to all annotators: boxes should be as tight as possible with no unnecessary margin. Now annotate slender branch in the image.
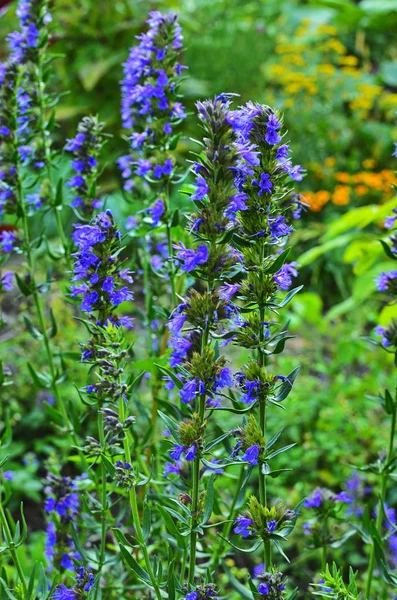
[95,408,107,599]
[365,395,396,597]
[35,56,71,270]
[210,465,246,569]
[0,501,27,595]
[119,397,162,600]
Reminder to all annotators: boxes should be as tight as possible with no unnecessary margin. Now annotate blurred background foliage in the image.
[2,0,396,305]
[1,0,397,592]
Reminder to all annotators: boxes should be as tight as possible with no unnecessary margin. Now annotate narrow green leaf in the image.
[157,411,180,441]
[201,474,215,525]
[119,544,151,584]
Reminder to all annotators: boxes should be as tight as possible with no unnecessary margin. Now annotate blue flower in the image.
[242,445,260,466]
[175,244,209,272]
[376,270,397,293]
[274,262,299,290]
[254,172,273,196]
[148,198,165,225]
[65,117,103,216]
[253,564,264,578]
[164,462,181,476]
[170,444,184,460]
[234,516,254,538]
[185,445,197,461]
[119,11,186,190]
[268,519,276,533]
[0,231,16,253]
[334,491,354,504]
[180,379,197,403]
[258,583,269,595]
[51,585,76,600]
[269,215,292,240]
[0,271,14,292]
[191,175,210,201]
[304,489,322,508]
[213,367,233,391]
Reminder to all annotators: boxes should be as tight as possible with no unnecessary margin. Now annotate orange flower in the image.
[301,190,330,212]
[332,185,350,205]
[355,185,368,196]
[335,172,351,184]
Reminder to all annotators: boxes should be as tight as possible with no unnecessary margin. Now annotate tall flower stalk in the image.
[71,210,162,599]
[0,57,84,466]
[166,94,241,587]
[226,101,304,581]
[364,155,397,597]
[65,116,104,220]
[9,0,71,265]
[119,9,186,306]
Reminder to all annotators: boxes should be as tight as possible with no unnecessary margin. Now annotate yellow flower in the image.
[341,67,359,77]
[380,93,397,108]
[340,55,359,66]
[281,54,306,66]
[285,83,302,95]
[321,38,346,54]
[362,159,376,169]
[325,157,336,168]
[316,64,336,76]
[317,24,338,36]
[269,64,287,76]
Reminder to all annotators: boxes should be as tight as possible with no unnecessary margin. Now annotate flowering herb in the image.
[1,5,394,599]
[363,143,397,596]
[119,11,186,193]
[44,473,81,571]
[65,116,104,218]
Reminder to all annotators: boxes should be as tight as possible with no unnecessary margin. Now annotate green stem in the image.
[0,501,27,595]
[119,398,162,600]
[211,465,246,569]
[188,392,205,587]
[188,324,209,586]
[166,223,177,309]
[95,409,107,598]
[365,407,396,598]
[181,546,188,581]
[258,301,270,568]
[35,58,71,271]
[321,544,327,572]
[264,540,271,573]
[20,186,88,472]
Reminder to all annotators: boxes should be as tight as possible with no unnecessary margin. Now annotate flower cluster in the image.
[167,96,242,408]
[52,566,95,600]
[0,269,14,293]
[119,11,186,193]
[0,61,20,217]
[184,583,218,600]
[256,571,287,599]
[374,146,397,349]
[65,116,104,217]
[8,0,52,66]
[71,210,133,328]
[44,473,81,571]
[234,496,294,540]
[233,414,265,466]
